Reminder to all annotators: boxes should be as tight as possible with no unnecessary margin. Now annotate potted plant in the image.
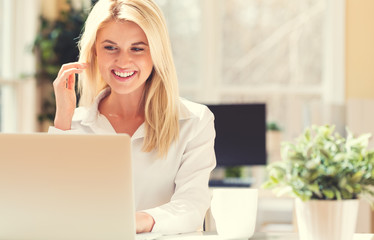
[262,124,374,240]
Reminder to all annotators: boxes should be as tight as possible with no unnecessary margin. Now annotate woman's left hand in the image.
[136,212,155,233]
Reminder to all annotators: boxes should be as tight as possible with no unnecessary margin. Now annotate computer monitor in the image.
[207,103,266,167]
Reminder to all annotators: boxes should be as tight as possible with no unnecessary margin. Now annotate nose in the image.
[115,51,132,67]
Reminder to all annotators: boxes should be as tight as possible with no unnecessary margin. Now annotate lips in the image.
[112,70,137,81]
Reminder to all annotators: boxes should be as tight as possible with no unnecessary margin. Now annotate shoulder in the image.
[177,98,216,143]
[179,98,214,122]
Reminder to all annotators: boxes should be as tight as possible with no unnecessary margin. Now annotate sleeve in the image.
[47,107,89,134]
[143,107,216,234]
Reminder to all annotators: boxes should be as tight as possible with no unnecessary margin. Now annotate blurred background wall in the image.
[0,0,373,144]
[345,0,374,150]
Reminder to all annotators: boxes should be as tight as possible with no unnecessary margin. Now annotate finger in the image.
[57,62,88,78]
[66,73,75,90]
[57,68,84,88]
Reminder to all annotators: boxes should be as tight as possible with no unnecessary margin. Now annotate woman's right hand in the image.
[53,62,88,130]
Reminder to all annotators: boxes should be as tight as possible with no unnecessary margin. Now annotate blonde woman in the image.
[50,0,216,234]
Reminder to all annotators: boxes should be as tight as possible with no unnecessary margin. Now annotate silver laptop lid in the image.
[0,133,135,240]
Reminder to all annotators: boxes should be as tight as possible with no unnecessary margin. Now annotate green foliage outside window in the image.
[33,1,88,123]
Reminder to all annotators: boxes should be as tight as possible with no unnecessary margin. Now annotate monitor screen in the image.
[207,104,266,167]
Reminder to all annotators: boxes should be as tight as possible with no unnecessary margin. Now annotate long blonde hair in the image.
[78,0,179,157]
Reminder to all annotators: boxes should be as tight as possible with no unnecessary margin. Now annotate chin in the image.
[109,84,145,97]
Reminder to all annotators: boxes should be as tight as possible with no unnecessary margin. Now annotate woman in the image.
[49,0,216,235]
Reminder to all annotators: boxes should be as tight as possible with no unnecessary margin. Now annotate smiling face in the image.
[95,20,153,97]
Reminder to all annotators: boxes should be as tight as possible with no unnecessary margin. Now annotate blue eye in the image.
[104,46,117,51]
[132,47,144,52]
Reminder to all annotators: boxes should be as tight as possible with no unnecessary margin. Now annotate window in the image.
[156,0,203,95]
[0,0,345,136]
[156,0,345,141]
[0,0,39,132]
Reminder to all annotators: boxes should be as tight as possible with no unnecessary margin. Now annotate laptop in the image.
[0,133,136,240]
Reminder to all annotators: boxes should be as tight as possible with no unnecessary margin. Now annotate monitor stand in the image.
[209,177,254,188]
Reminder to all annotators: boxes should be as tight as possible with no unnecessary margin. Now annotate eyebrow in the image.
[101,40,148,46]
[132,41,148,46]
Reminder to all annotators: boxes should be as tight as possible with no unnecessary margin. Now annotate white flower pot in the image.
[295,198,359,240]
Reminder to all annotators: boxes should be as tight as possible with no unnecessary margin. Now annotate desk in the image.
[156,232,374,240]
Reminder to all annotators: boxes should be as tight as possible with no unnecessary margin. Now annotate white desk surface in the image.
[150,232,374,240]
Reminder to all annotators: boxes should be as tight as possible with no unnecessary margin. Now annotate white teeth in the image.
[114,71,135,78]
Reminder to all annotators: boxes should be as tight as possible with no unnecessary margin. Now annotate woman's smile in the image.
[112,70,138,82]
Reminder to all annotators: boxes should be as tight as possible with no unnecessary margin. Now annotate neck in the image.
[100,89,145,120]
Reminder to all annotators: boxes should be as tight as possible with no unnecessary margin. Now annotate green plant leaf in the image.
[352,171,363,183]
[322,189,335,199]
[262,124,374,204]
[335,190,342,200]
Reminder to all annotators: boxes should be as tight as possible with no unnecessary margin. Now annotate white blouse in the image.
[48,88,216,234]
